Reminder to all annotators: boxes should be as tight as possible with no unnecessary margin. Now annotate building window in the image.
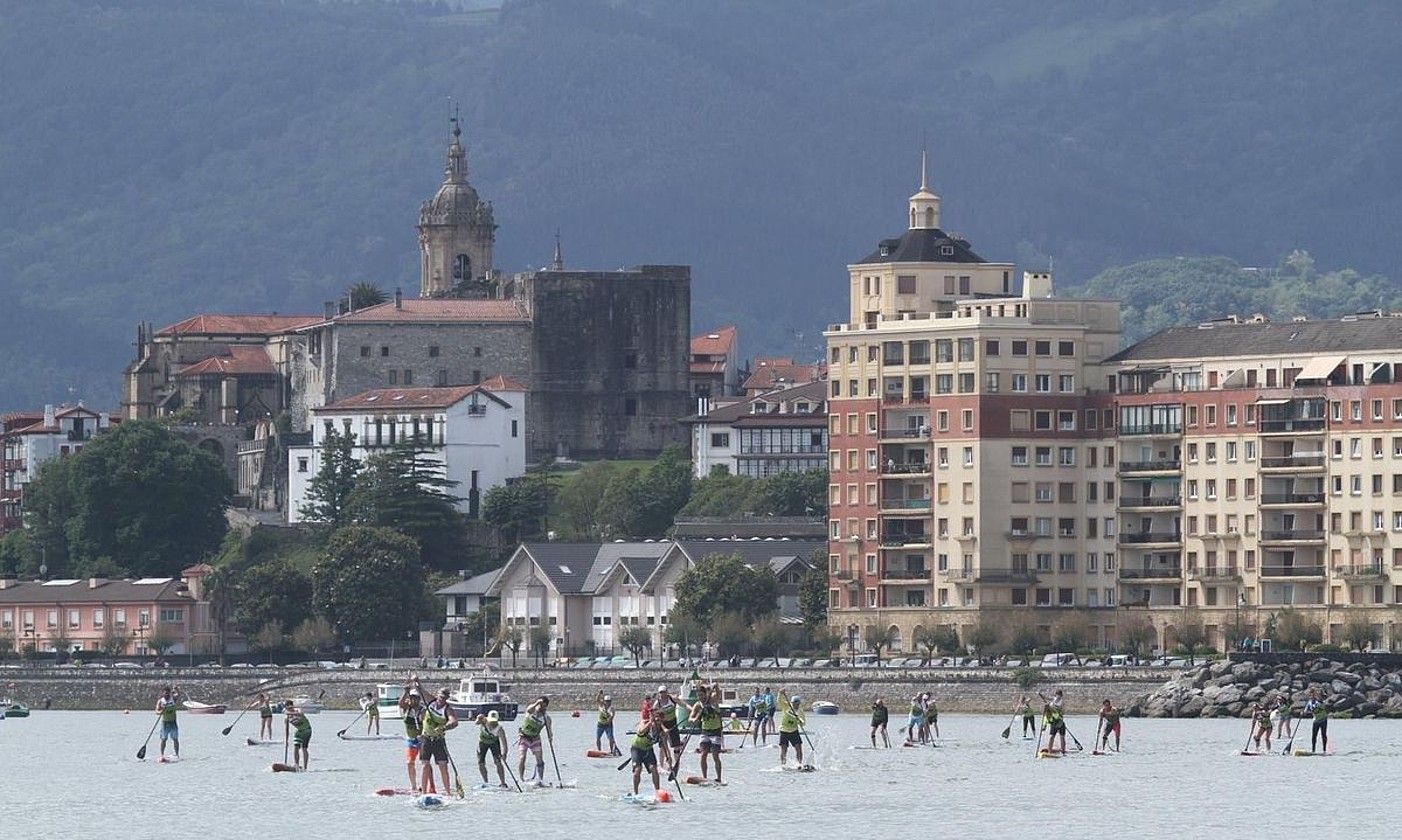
[1034,340,1051,357]
[403,369,413,385]
[429,345,440,358]
[1012,340,1028,356]
[710,432,730,448]
[1058,341,1074,357]
[360,346,371,357]
[511,420,519,438]
[297,457,309,473]
[624,398,638,416]
[380,346,390,357]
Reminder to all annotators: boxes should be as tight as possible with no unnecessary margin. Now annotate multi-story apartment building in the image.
[685,380,827,478]
[1106,314,1402,652]
[824,160,1124,653]
[1,405,114,536]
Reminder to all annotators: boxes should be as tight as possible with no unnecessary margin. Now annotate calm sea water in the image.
[2,710,1397,838]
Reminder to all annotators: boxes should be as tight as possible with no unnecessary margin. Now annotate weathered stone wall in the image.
[329,322,533,407]
[525,267,691,461]
[1129,656,1402,718]
[3,664,1168,714]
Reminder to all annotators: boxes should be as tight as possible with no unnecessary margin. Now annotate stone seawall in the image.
[1,665,1173,714]
[1129,656,1402,718]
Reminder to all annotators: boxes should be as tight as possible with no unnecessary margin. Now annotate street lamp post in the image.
[847,623,859,666]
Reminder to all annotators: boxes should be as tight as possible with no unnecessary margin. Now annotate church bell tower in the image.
[417,112,497,298]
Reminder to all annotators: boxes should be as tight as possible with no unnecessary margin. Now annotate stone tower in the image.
[418,114,497,298]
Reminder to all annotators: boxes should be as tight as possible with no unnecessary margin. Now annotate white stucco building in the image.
[684,380,828,479]
[286,376,526,522]
[2,405,113,535]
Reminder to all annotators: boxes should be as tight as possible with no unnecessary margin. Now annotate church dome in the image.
[418,121,494,229]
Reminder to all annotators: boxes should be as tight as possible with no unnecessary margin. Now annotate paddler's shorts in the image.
[161,722,179,740]
[1049,720,1066,735]
[517,734,543,757]
[477,739,502,761]
[660,722,682,749]
[699,733,724,752]
[779,731,802,748]
[1107,720,1121,735]
[631,746,657,768]
[294,731,311,748]
[419,736,448,763]
[596,722,613,738]
[405,737,420,762]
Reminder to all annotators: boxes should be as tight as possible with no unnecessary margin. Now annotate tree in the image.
[1051,614,1093,654]
[966,616,1003,657]
[672,553,779,627]
[594,446,692,538]
[663,613,703,660]
[528,625,552,665]
[618,626,652,666]
[1007,621,1041,661]
[1174,616,1208,664]
[862,624,894,666]
[347,443,465,572]
[252,620,285,664]
[797,560,828,633]
[458,602,499,657]
[97,622,127,658]
[345,281,387,311]
[0,530,33,577]
[48,625,73,660]
[710,612,751,658]
[1275,609,1323,651]
[913,625,959,664]
[497,626,524,667]
[292,617,337,653]
[1119,617,1155,659]
[21,420,231,577]
[755,469,826,516]
[677,470,759,517]
[751,618,793,665]
[147,623,178,659]
[314,526,425,642]
[0,627,14,661]
[482,475,551,544]
[298,428,361,529]
[553,462,618,539]
[232,559,314,637]
[1342,617,1375,652]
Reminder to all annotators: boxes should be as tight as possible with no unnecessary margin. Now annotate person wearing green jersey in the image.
[1017,695,1036,738]
[870,698,890,747]
[256,692,274,741]
[1097,699,1122,753]
[630,713,665,795]
[362,690,380,735]
[1041,690,1066,755]
[517,697,553,784]
[595,691,619,756]
[903,694,923,746]
[689,684,726,783]
[400,688,430,792]
[652,686,681,768]
[284,699,312,770]
[155,685,181,759]
[922,692,941,741]
[1304,687,1329,753]
[777,692,807,768]
[418,687,459,794]
[475,710,509,788]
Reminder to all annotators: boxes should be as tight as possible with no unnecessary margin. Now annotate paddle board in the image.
[585,749,620,758]
[782,764,817,773]
[683,775,726,786]
[337,733,399,741]
[414,794,447,807]
[271,763,301,773]
[1239,751,1265,757]
[1037,749,1064,759]
[1291,749,1328,757]
[472,782,512,792]
[156,756,180,764]
[374,787,416,796]
[246,738,276,746]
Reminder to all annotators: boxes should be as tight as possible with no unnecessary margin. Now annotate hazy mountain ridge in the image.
[2,0,1399,406]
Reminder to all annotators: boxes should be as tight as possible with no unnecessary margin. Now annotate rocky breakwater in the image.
[1129,658,1402,719]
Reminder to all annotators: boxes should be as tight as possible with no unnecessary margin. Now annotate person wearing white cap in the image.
[595,691,619,757]
[475,710,509,788]
[398,686,432,792]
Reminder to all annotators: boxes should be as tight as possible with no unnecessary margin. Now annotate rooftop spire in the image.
[908,147,941,230]
[444,99,466,184]
[920,148,928,191]
[551,229,564,271]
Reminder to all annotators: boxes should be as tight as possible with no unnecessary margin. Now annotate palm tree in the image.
[344,282,388,312]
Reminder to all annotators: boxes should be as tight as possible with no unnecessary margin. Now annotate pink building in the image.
[0,565,216,657]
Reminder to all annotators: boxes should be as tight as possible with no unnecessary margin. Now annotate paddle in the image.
[1065,723,1085,752]
[222,700,258,737]
[136,715,162,760]
[337,707,367,739]
[1032,707,1046,756]
[1281,710,1300,755]
[445,746,466,799]
[546,730,563,785]
[503,751,524,792]
[284,713,290,767]
[1000,710,1019,740]
[1240,715,1257,755]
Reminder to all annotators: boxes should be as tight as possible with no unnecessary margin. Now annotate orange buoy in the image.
[656,790,672,803]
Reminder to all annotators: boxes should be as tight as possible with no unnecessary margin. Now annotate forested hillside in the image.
[2,0,1400,407]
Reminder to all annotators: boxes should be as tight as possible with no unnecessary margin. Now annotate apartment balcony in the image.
[1119,496,1183,511]
[1335,564,1389,580]
[1119,566,1184,581]
[881,393,930,406]
[880,568,932,583]
[1258,418,1326,435]
[1258,564,1327,579]
[1119,459,1182,474]
[881,461,932,476]
[880,534,931,549]
[1259,454,1327,471]
[1119,423,1183,437]
[1259,529,1326,544]
[1188,565,1242,582]
[1259,492,1326,507]
[1005,530,1049,544]
[832,570,854,581]
[1119,531,1183,546]
[971,567,1040,585]
[1198,529,1244,543]
[879,499,931,515]
[879,427,931,442]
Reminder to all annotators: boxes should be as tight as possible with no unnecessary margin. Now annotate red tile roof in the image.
[175,346,276,377]
[690,326,737,357]
[333,298,530,324]
[315,384,511,412]
[742,359,825,392]
[156,314,322,337]
[691,361,726,375]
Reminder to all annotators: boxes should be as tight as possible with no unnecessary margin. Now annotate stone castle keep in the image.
[122,116,691,490]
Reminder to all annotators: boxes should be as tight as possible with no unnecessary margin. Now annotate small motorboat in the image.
[289,696,325,714]
[2,700,30,718]
[810,700,839,715]
[446,671,518,721]
[182,700,227,715]
[374,683,404,721]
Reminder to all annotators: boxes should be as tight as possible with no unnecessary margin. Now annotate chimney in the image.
[394,287,403,310]
[43,404,55,428]
[0,579,15,590]
[324,300,335,319]
[1021,270,1054,300]
[88,577,106,589]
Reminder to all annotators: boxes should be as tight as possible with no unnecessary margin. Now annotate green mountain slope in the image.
[1,0,1400,407]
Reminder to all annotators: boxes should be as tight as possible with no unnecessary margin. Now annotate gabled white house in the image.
[486,538,821,656]
[286,376,526,522]
[683,379,828,479]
